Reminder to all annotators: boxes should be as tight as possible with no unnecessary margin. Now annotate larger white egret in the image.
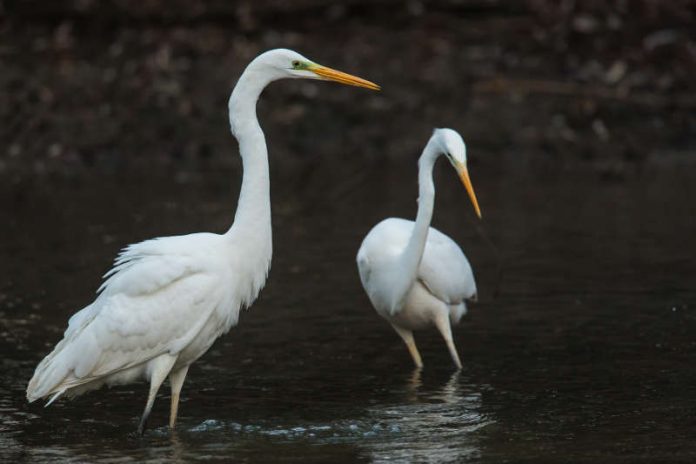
[356,129,480,369]
[27,49,379,434]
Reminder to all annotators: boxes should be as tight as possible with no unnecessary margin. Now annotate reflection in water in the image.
[3,168,696,462]
[167,432,186,464]
[405,368,424,402]
[362,370,491,463]
[18,426,191,463]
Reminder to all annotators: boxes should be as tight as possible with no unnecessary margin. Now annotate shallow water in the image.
[2,159,696,463]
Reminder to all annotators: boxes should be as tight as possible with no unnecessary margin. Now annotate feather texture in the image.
[27,231,269,403]
[357,218,477,313]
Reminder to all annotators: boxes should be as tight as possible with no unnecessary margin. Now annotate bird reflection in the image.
[405,368,461,402]
[405,368,423,401]
[364,369,489,463]
[167,431,185,463]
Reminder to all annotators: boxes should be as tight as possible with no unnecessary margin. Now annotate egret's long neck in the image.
[391,143,439,310]
[225,66,274,254]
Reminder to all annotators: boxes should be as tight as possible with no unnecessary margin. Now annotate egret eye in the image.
[291,60,301,69]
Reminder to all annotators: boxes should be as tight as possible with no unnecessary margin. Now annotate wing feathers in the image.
[28,234,229,402]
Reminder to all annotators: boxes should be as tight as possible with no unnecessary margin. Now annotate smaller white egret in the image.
[356,129,481,369]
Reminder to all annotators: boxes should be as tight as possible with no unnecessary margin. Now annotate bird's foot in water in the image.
[137,417,149,436]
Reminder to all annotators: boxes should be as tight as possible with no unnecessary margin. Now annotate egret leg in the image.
[391,324,423,368]
[168,365,189,430]
[138,354,177,436]
[434,311,462,369]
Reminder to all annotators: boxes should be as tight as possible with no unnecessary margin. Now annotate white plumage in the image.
[357,129,481,369]
[28,233,260,403]
[359,218,477,308]
[27,48,379,434]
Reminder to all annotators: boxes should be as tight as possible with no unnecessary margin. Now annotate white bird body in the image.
[356,129,481,369]
[357,217,476,329]
[27,48,379,433]
[28,232,267,402]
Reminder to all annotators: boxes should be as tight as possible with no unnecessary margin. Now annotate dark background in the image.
[1,0,694,179]
[2,2,696,463]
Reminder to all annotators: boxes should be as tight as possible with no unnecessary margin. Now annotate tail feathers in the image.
[27,359,69,403]
[26,339,81,403]
[28,303,104,404]
[27,361,96,404]
[44,388,66,407]
[27,340,139,404]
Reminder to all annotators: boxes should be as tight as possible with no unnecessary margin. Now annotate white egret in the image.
[356,129,481,369]
[27,48,379,434]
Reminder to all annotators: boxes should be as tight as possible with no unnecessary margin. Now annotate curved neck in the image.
[225,65,274,247]
[391,142,439,309]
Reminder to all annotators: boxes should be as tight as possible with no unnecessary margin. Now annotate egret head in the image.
[432,128,482,219]
[252,49,380,90]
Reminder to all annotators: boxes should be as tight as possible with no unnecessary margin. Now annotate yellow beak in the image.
[307,63,381,91]
[457,163,482,219]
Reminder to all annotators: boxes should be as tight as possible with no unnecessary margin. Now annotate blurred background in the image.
[2,1,696,463]
[1,0,694,177]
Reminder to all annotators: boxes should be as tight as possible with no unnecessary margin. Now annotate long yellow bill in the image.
[308,64,381,91]
[457,164,482,219]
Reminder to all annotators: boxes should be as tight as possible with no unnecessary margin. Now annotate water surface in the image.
[2,160,695,462]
